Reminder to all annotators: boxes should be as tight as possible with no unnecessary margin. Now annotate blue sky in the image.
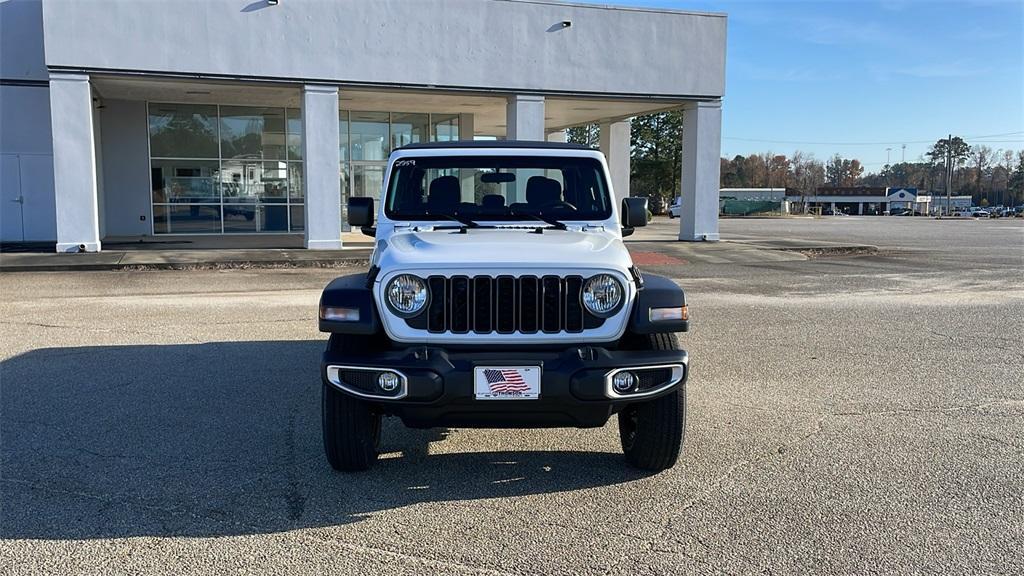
[579,0,1024,172]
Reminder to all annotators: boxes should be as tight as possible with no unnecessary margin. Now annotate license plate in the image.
[474,366,541,400]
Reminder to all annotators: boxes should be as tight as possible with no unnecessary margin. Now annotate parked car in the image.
[318,141,690,472]
[971,209,991,218]
[821,208,847,216]
[668,196,682,218]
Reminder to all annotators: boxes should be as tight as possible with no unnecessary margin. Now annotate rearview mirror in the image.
[621,197,649,229]
[481,172,516,184]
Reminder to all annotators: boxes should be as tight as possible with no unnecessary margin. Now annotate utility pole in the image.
[901,144,906,163]
[945,134,952,216]
[886,147,892,165]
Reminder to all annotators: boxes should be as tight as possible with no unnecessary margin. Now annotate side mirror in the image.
[622,197,649,229]
[348,197,374,227]
[348,197,376,237]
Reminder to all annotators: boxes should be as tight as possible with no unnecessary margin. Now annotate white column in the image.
[505,94,545,141]
[679,100,722,242]
[459,113,476,198]
[858,202,864,215]
[546,130,567,143]
[302,85,343,250]
[458,113,475,141]
[50,73,101,252]
[600,120,631,204]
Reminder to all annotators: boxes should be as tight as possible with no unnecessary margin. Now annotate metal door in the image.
[1,154,24,241]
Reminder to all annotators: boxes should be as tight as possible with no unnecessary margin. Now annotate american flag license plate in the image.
[474,366,541,400]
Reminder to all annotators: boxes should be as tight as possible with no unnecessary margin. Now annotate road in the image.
[2,218,1022,574]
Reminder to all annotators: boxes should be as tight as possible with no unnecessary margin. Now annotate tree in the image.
[628,111,684,206]
[969,145,994,203]
[566,124,599,147]
[927,136,971,193]
[1009,150,1024,205]
[826,155,863,186]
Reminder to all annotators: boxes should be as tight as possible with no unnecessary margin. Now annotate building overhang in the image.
[43,0,726,101]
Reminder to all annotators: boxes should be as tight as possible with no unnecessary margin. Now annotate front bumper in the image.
[321,345,688,428]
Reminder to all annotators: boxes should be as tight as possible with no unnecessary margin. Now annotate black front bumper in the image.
[321,345,688,429]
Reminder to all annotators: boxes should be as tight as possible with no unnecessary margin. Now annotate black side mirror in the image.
[348,197,376,237]
[348,197,374,227]
[622,197,649,230]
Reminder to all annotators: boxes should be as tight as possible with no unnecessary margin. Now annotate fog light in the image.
[612,371,637,393]
[377,372,400,392]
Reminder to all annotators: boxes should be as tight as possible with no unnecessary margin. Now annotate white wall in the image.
[1,1,55,242]
[0,85,56,242]
[99,99,151,236]
[0,0,47,82]
[42,0,726,99]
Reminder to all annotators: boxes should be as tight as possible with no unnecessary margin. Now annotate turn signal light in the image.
[320,305,360,322]
[649,305,688,322]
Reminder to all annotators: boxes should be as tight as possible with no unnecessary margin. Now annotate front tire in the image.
[322,334,382,471]
[323,383,381,471]
[617,333,686,471]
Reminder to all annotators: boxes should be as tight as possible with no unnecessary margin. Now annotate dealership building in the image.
[0,0,727,251]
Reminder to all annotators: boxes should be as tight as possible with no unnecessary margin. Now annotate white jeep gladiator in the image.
[318,141,690,471]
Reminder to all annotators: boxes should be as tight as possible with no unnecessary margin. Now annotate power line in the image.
[721,131,1024,147]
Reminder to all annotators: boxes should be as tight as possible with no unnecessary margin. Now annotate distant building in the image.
[789,186,931,215]
[925,195,972,214]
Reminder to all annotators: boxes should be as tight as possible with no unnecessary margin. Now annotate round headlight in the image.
[582,274,624,317]
[386,274,428,317]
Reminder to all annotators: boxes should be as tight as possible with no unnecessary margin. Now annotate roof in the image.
[397,140,593,151]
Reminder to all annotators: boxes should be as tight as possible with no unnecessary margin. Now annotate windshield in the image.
[384,155,612,222]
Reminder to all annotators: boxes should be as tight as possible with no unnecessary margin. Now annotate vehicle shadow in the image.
[0,341,648,540]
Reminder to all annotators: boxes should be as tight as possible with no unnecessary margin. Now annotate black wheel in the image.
[617,332,686,471]
[322,334,382,471]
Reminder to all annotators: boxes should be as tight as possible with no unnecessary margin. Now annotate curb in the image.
[1,256,372,273]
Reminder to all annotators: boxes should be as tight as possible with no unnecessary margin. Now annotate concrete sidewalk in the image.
[0,222,879,272]
[0,247,375,272]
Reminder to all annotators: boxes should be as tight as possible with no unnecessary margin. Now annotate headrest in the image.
[481,194,506,208]
[427,176,461,208]
[526,176,561,206]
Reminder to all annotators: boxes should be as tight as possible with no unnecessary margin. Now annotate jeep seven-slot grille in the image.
[406,275,604,334]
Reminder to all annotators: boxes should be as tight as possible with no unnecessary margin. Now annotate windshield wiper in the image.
[511,211,568,231]
[428,213,480,229]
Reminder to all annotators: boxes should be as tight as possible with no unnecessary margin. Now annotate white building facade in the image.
[0,0,728,251]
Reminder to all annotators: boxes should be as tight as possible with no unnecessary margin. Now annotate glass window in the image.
[220,106,287,160]
[431,114,460,142]
[286,108,302,161]
[339,110,350,163]
[391,113,429,149]
[353,165,385,202]
[151,160,220,203]
[219,160,288,204]
[153,204,223,234]
[290,205,305,232]
[223,204,257,233]
[148,103,219,158]
[288,162,304,201]
[350,112,389,161]
[384,156,612,222]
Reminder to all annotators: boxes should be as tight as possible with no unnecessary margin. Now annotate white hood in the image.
[374,227,633,274]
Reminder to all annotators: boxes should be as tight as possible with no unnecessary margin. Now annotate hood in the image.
[374,227,633,274]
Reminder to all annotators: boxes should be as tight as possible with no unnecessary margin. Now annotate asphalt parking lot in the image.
[2,217,1022,574]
